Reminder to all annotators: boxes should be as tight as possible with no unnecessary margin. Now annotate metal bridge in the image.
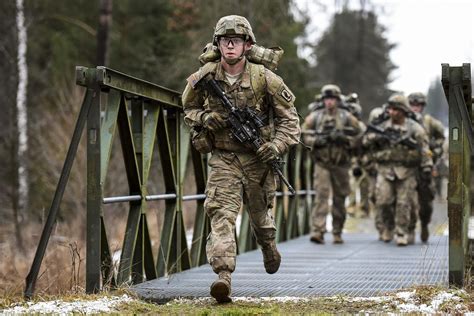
[134,233,448,303]
[24,64,472,299]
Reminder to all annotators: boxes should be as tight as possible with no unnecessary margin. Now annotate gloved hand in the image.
[256,142,280,164]
[369,133,389,146]
[203,112,226,131]
[313,136,328,148]
[352,166,363,178]
[421,167,432,181]
[329,130,347,144]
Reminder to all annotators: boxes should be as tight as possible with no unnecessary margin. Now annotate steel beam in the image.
[76,66,181,108]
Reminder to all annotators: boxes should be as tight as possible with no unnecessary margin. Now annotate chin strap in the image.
[223,55,244,65]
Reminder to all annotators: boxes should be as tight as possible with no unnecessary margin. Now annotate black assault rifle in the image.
[366,124,419,150]
[200,75,296,195]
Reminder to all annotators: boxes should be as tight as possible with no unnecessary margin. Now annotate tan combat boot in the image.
[310,232,325,244]
[396,234,408,246]
[378,230,384,241]
[262,241,281,274]
[382,228,393,242]
[421,225,429,243]
[210,271,232,303]
[333,233,344,244]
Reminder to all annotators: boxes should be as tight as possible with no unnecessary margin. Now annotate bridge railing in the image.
[442,63,472,287]
[25,66,314,297]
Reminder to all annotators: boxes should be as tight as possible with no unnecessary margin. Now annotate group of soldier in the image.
[182,14,445,303]
[303,86,445,247]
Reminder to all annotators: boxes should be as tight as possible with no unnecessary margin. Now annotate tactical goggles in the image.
[409,100,426,106]
[218,36,246,46]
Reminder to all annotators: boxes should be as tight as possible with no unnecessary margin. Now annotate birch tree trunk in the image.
[15,0,28,252]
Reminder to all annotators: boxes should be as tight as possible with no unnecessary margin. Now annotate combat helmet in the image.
[387,94,410,113]
[407,92,427,106]
[213,15,256,45]
[321,84,342,100]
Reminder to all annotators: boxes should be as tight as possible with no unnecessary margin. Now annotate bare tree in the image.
[14,0,28,252]
[97,0,112,66]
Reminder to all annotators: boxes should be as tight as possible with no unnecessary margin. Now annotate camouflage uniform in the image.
[408,92,445,242]
[303,85,362,243]
[182,16,300,300]
[365,105,389,237]
[345,93,367,217]
[363,95,433,246]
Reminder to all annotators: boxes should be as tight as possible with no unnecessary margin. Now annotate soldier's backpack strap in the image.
[186,62,218,89]
[336,108,349,130]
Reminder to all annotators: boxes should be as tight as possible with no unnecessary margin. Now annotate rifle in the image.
[201,75,296,195]
[366,124,419,150]
[302,126,358,147]
[302,126,358,137]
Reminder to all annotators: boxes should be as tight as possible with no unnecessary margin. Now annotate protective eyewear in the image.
[410,100,426,106]
[219,36,245,46]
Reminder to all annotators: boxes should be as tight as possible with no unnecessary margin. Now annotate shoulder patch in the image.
[279,86,293,102]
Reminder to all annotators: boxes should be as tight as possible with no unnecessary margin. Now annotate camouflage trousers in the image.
[359,173,370,214]
[417,175,436,226]
[375,171,418,236]
[348,170,370,214]
[205,149,276,274]
[311,163,350,235]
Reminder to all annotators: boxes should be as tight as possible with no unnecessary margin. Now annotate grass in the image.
[113,286,472,315]
[4,285,466,315]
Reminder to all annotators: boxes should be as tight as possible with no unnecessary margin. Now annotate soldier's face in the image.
[218,36,251,59]
[410,102,424,113]
[323,97,338,110]
[388,107,405,122]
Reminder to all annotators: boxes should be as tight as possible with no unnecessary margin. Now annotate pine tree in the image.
[426,77,448,126]
[311,9,396,119]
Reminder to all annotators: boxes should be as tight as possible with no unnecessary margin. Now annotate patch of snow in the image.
[237,296,310,303]
[346,296,389,303]
[1,294,134,315]
[394,290,467,314]
[396,291,415,300]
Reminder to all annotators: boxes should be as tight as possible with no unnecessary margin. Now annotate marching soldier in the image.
[363,94,433,246]
[182,15,300,303]
[408,92,445,242]
[303,84,362,244]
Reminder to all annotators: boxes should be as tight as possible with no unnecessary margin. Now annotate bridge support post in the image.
[442,63,472,287]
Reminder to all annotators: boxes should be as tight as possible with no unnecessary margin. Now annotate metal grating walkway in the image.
[133,233,448,303]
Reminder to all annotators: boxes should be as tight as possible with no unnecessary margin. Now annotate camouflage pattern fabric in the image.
[182,59,300,274]
[183,61,300,154]
[205,150,276,273]
[363,117,432,239]
[417,113,445,227]
[311,164,350,235]
[375,170,418,236]
[303,108,361,167]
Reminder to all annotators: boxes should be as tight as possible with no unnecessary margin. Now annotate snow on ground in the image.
[0,294,134,315]
[0,290,468,314]
[394,290,465,314]
[170,289,469,313]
